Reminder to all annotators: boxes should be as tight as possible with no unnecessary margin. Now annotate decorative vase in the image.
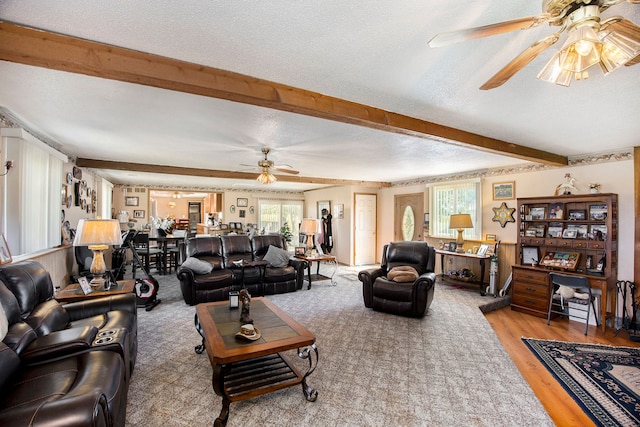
[157,228,167,237]
[590,188,598,194]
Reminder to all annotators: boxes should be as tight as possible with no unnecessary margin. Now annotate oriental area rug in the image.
[522,338,640,427]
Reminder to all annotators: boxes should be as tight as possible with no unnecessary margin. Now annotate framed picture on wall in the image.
[334,204,344,219]
[237,198,248,207]
[133,210,145,218]
[492,181,515,200]
[125,196,139,206]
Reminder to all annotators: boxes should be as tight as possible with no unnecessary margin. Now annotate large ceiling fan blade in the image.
[428,15,551,48]
[273,167,300,175]
[479,32,561,90]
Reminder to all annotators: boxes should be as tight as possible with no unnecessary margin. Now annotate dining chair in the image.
[132,232,162,274]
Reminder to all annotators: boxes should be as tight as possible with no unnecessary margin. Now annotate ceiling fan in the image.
[241,148,299,184]
[428,0,640,89]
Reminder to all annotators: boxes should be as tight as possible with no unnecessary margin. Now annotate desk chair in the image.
[547,272,599,335]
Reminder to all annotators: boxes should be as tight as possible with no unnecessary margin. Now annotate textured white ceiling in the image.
[0,1,638,191]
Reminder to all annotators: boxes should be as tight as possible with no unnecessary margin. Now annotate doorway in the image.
[394,193,424,241]
[354,193,376,265]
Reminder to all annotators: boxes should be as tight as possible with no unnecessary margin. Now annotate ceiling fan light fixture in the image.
[598,29,640,74]
[558,25,602,72]
[256,167,276,185]
[537,51,574,86]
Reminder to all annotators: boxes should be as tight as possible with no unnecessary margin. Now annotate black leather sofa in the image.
[177,234,307,305]
[359,241,436,317]
[0,260,137,426]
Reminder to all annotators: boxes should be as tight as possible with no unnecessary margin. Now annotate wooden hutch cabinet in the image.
[511,193,617,331]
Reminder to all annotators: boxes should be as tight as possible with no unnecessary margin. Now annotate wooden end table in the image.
[55,279,135,302]
[297,254,338,289]
[195,297,318,426]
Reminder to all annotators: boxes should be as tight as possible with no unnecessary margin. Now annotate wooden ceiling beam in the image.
[0,21,567,166]
[75,158,391,188]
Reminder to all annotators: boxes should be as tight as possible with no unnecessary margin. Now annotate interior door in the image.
[354,193,376,265]
[394,193,424,241]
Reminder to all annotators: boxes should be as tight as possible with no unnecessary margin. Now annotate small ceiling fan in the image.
[240,148,299,184]
[428,0,640,89]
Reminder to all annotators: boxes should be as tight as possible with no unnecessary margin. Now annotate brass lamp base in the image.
[456,229,465,253]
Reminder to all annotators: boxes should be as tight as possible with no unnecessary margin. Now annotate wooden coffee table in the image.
[195,297,318,426]
[55,279,135,302]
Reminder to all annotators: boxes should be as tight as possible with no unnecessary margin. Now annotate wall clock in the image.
[492,202,515,228]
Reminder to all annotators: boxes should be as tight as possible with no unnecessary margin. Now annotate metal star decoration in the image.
[492,202,515,228]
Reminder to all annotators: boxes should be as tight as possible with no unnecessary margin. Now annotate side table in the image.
[55,279,135,303]
[297,255,338,289]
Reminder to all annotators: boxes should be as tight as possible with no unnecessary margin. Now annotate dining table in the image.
[149,235,184,275]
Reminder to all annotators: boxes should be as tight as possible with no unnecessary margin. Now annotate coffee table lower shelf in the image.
[212,348,318,426]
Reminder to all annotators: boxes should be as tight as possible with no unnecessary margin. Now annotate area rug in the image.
[522,338,640,427]
[124,267,553,426]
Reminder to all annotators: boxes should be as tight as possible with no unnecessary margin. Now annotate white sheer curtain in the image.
[20,140,63,253]
[429,179,482,240]
[257,199,303,246]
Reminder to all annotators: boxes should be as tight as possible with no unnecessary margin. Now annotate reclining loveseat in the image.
[0,260,137,426]
[177,234,307,305]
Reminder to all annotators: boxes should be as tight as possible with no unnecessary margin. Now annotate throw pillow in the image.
[388,266,419,282]
[181,257,213,275]
[0,303,8,341]
[263,245,290,268]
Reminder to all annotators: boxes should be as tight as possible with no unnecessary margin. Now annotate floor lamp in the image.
[300,218,318,255]
[73,219,123,288]
[449,213,473,254]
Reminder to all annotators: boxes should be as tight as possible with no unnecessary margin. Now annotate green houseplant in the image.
[279,222,294,246]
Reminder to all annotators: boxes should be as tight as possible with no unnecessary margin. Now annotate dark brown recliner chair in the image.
[359,241,436,317]
[177,236,235,305]
[251,234,307,294]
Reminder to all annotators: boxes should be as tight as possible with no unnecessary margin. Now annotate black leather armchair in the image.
[359,241,436,317]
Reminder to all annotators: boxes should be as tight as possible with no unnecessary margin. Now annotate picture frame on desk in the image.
[589,204,607,220]
[447,242,457,252]
[529,207,546,220]
[521,247,540,265]
[294,246,305,256]
[477,244,489,256]
[78,276,92,295]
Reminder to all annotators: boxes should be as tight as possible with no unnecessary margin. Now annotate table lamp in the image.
[449,213,473,254]
[73,219,123,288]
[300,218,318,255]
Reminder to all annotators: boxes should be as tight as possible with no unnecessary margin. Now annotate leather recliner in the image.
[359,241,436,317]
[0,260,133,426]
[251,234,307,294]
[0,260,138,380]
[177,236,235,305]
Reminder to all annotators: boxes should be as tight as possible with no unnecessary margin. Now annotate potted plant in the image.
[279,222,294,246]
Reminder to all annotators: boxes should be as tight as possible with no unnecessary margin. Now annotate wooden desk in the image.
[435,249,491,295]
[195,298,318,426]
[55,279,135,303]
[511,265,614,332]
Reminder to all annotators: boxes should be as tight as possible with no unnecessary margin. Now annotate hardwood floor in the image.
[484,306,640,427]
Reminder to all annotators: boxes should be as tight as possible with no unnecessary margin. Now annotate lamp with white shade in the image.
[300,218,318,255]
[73,219,123,288]
[449,213,473,254]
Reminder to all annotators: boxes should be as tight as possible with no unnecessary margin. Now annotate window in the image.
[257,199,303,249]
[2,128,67,256]
[429,180,481,240]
